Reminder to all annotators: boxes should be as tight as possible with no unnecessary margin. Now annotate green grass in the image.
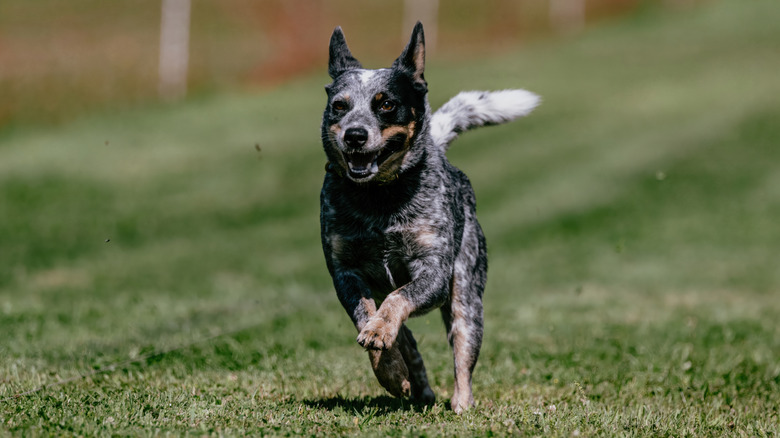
[2,1,780,436]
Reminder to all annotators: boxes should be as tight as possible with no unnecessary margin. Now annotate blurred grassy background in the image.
[1,0,779,435]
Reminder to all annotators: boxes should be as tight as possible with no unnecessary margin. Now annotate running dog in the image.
[319,22,539,413]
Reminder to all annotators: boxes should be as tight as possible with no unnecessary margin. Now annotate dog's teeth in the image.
[345,152,379,177]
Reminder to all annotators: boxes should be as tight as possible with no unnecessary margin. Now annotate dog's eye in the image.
[332,101,347,112]
[380,100,395,112]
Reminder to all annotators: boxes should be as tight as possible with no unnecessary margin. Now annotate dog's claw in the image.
[356,331,389,350]
[357,317,397,350]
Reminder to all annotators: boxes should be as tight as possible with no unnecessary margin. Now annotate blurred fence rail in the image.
[0,0,695,127]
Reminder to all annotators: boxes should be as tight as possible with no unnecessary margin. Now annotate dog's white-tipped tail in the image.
[430,89,540,150]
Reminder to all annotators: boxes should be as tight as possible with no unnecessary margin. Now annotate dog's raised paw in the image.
[357,317,398,350]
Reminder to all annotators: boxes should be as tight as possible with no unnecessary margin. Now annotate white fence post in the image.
[158,0,191,101]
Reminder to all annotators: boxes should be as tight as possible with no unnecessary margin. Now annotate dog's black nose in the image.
[344,128,368,148]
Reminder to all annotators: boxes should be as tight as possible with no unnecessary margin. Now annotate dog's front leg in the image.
[332,271,377,331]
[357,264,449,351]
[356,293,412,350]
[333,271,412,398]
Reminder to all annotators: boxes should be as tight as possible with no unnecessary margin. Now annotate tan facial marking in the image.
[380,120,415,147]
[374,121,417,183]
[381,125,410,142]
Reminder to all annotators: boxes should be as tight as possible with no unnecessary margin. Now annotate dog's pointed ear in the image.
[328,26,362,79]
[392,22,426,87]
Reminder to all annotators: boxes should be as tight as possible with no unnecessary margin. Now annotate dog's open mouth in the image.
[343,135,406,180]
[344,151,379,179]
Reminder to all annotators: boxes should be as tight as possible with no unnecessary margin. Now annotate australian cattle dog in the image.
[319,22,539,413]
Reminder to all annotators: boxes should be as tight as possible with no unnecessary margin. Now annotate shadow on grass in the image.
[303,394,435,414]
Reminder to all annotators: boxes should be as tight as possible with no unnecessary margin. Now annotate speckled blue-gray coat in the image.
[320,22,539,413]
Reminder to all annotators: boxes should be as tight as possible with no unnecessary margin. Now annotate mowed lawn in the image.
[2,1,780,436]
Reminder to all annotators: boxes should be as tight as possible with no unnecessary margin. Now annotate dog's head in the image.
[322,23,430,184]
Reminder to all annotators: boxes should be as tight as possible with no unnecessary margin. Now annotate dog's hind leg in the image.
[441,214,487,414]
[438,191,488,414]
[367,346,412,399]
[366,324,435,404]
[396,324,436,405]
[441,282,484,414]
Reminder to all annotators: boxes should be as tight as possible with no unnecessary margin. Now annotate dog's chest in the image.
[328,222,437,295]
